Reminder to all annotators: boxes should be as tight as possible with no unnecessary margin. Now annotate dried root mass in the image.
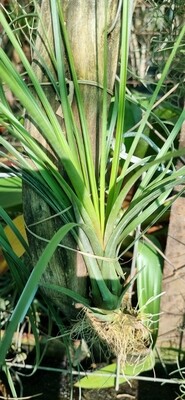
[72,306,152,368]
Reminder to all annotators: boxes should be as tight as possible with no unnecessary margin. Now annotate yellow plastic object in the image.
[0,215,27,274]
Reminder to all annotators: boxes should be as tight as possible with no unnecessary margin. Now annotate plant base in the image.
[71,306,152,367]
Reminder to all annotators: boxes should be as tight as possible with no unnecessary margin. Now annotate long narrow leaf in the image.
[107,0,133,213]
[114,22,185,198]
[56,0,99,216]
[0,222,77,366]
[137,236,163,345]
[105,144,185,244]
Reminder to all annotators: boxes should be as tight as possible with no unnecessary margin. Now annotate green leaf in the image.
[0,222,77,367]
[75,351,155,389]
[137,236,163,345]
[107,0,133,212]
[105,148,185,247]
[124,100,142,133]
[0,175,22,209]
[56,0,99,216]
[40,282,90,309]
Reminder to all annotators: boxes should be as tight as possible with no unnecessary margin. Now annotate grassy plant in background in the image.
[0,0,185,393]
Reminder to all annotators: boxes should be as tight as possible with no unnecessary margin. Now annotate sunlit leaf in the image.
[137,235,163,345]
[75,351,155,389]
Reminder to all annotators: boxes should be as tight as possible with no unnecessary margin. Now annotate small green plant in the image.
[0,0,185,393]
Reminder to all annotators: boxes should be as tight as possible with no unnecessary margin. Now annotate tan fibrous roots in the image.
[72,305,152,367]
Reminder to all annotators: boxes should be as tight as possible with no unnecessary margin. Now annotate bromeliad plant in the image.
[0,0,185,376]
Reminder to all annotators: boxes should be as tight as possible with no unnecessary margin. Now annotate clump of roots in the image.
[71,305,152,367]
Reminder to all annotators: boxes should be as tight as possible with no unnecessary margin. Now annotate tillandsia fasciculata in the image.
[0,0,185,378]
